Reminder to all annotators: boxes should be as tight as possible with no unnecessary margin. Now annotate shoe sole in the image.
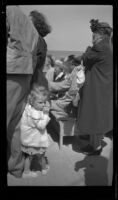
[41,171,48,175]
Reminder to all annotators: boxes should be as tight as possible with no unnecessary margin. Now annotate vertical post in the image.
[59,121,64,149]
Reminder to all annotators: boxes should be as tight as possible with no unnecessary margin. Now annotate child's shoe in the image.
[41,169,48,175]
[22,171,38,178]
[46,164,50,171]
[41,164,50,175]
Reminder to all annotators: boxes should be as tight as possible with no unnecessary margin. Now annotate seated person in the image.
[48,56,85,120]
[45,59,70,99]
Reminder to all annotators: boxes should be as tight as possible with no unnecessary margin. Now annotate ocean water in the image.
[47,50,83,59]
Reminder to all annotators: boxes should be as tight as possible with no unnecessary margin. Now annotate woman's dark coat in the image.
[75,37,113,135]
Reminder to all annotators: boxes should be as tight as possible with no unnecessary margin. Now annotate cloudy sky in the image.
[20,5,113,51]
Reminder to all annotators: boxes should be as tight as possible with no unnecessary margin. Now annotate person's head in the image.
[54,60,64,76]
[60,57,65,62]
[67,55,75,62]
[28,85,49,111]
[29,10,52,37]
[63,55,81,74]
[90,19,112,45]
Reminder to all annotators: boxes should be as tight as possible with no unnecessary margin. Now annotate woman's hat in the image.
[90,19,112,36]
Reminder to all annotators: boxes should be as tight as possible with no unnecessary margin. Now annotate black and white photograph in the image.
[6,4,114,187]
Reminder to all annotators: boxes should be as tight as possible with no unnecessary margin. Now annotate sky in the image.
[20,5,113,52]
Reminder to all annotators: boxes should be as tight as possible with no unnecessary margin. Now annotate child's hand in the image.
[43,102,50,114]
[43,107,50,114]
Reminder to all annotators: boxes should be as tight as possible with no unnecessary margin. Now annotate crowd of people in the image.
[7,6,113,181]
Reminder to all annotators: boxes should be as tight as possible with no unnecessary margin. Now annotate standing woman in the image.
[30,10,52,90]
[75,19,113,155]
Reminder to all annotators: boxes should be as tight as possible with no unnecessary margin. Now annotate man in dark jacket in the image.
[75,19,113,155]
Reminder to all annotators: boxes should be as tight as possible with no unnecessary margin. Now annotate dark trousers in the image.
[30,153,48,171]
[7,74,32,178]
[36,153,47,170]
[23,153,33,172]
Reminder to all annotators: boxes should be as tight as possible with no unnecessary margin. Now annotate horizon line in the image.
[48,49,84,52]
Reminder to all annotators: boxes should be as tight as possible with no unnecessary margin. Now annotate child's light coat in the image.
[20,104,50,148]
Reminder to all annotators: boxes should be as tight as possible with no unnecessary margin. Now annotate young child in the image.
[20,85,51,177]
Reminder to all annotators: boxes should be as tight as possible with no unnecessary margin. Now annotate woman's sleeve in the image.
[82,46,101,70]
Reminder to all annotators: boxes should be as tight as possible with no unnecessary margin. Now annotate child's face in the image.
[33,98,46,111]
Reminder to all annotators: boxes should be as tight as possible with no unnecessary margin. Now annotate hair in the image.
[27,85,49,106]
[67,55,75,61]
[64,55,81,67]
[90,19,112,37]
[30,10,52,37]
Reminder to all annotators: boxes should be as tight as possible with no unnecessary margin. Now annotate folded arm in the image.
[33,114,50,130]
